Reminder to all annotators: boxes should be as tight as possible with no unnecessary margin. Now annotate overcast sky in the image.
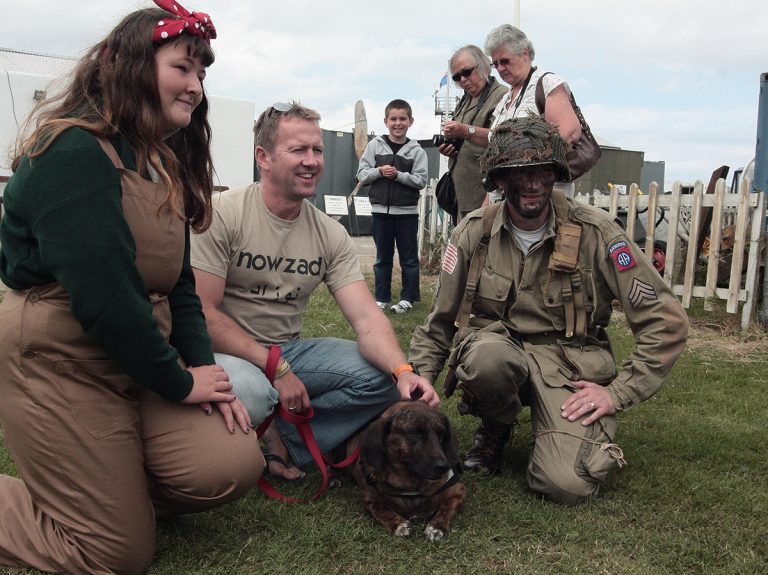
[2,0,765,186]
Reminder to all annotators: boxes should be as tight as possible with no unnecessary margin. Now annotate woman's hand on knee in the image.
[184,364,235,405]
[212,397,252,434]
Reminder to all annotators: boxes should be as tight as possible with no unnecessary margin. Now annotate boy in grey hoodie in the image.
[356,99,428,313]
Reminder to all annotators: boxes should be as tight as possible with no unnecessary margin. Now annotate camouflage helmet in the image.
[480,114,570,188]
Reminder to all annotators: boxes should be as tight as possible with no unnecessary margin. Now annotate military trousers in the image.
[451,322,621,504]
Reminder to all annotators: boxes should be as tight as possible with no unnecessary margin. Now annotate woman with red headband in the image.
[0,2,264,572]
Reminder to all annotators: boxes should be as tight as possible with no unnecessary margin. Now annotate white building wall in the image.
[1,70,255,196]
[1,71,66,193]
[208,95,254,191]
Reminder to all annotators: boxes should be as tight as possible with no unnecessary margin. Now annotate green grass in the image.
[2,275,767,575]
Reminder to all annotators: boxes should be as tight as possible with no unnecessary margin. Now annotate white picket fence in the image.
[419,178,766,330]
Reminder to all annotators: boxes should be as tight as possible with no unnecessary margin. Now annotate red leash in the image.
[256,345,359,503]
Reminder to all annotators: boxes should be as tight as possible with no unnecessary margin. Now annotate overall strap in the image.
[95,138,127,170]
[454,202,502,329]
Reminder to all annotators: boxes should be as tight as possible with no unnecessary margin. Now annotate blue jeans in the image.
[371,213,420,303]
[215,338,400,467]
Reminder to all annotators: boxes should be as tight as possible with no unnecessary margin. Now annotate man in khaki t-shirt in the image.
[192,102,438,480]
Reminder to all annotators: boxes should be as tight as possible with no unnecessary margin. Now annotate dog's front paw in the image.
[394,520,411,537]
[424,524,445,541]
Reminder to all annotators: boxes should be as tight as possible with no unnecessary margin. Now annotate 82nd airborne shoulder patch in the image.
[608,240,637,272]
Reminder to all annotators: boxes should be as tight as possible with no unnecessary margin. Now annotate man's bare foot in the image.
[262,421,305,481]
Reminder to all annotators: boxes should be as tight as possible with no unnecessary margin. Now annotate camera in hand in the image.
[432,133,464,151]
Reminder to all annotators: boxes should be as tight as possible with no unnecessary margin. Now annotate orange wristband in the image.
[391,363,416,382]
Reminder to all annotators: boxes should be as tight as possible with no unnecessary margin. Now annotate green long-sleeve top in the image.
[0,127,214,401]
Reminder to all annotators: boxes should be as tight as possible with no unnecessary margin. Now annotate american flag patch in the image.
[442,243,459,274]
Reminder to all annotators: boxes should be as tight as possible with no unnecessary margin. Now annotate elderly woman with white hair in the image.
[484,24,581,144]
[438,45,506,221]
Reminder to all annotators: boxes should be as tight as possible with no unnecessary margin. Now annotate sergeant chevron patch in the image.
[629,278,657,307]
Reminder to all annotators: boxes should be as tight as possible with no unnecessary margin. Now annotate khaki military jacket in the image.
[409,198,688,411]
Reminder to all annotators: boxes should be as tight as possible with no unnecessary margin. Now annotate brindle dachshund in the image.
[346,400,467,541]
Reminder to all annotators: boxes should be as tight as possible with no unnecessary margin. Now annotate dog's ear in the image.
[439,412,460,466]
[359,417,390,470]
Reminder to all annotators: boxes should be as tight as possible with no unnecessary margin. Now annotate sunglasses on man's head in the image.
[271,102,292,113]
[451,67,475,82]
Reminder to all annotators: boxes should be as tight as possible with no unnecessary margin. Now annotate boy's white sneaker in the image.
[375,301,388,311]
[390,300,413,314]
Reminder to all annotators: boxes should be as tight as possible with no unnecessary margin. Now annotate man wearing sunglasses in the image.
[191,102,439,480]
[439,45,506,221]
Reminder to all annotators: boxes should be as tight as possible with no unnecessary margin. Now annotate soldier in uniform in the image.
[409,115,687,504]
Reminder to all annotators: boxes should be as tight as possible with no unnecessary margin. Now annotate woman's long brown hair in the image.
[13,8,217,231]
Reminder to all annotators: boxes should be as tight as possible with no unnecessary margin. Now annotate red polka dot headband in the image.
[152,0,217,44]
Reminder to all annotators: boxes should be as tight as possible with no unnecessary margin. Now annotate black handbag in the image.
[535,73,601,181]
[435,170,458,224]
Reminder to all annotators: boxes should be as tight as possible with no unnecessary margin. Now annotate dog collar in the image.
[365,464,463,499]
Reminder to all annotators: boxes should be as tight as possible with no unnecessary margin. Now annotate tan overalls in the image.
[0,140,264,574]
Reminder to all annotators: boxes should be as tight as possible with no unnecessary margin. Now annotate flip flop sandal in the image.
[264,453,306,482]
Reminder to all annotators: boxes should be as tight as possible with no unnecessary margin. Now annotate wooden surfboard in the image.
[353,99,368,160]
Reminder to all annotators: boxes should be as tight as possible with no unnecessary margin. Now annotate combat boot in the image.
[462,419,513,475]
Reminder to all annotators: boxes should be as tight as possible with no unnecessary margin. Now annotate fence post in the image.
[743,186,765,329]
[644,182,658,262]
[682,182,704,308]
[626,184,639,242]
[418,186,426,258]
[704,180,726,311]
[727,179,751,313]
[664,183,683,286]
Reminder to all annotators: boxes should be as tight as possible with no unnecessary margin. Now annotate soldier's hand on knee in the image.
[561,380,616,426]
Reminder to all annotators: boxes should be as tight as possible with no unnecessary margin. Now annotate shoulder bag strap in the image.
[534,71,551,115]
[537,72,594,140]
